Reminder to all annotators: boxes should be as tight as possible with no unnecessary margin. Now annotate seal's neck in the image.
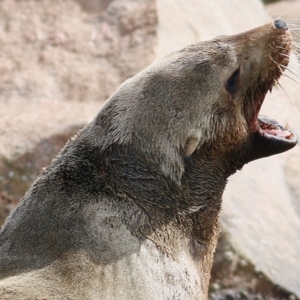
[99,144,233,243]
[96,143,233,298]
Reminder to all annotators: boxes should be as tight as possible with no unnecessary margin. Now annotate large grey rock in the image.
[155,0,266,57]
[0,0,300,297]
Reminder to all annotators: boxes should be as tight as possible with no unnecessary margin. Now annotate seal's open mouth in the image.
[257,115,296,141]
[247,114,298,162]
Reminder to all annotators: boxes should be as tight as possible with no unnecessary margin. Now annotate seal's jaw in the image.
[257,115,295,142]
[245,115,298,163]
[235,20,298,163]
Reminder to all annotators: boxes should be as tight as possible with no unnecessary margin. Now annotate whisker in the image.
[283,73,300,85]
[293,42,300,47]
[266,12,290,22]
[293,50,300,60]
[287,23,300,27]
[277,80,300,112]
[276,60,287,80]
[267,13,279,21]
[269,55,284,76]
[290,30,300,37]
[278,52,290,58]
[292,42,300,48]
[286,19,300,22]
[276,45,291,51]
[279,63,300,78]
[277,13,291,20]
[276,80,290,100]
[270,55,300,112]
[289,25,300,30]
[276,45,286,49]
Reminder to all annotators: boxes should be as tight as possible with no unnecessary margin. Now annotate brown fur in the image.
[0,22,296,299]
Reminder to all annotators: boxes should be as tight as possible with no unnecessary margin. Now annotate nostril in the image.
[274,19,288,30]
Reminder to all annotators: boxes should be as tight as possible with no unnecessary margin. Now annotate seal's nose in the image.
[274,19,288,30]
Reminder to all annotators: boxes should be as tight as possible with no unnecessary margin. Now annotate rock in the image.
[1,0,300,298]
[74,0,114,13]
[155,0,265,57]
[0,0,157,222]
[0,0,157,155]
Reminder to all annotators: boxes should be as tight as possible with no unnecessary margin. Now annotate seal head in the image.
[94,20,297,182]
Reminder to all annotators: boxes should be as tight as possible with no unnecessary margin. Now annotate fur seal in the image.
[0,20,297,300]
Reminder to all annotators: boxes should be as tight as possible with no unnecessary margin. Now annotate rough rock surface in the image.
[0,0,157,159]
[0,0,157,217]
[0,0,300,298]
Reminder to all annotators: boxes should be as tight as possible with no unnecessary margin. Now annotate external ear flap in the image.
[183,132,200,158]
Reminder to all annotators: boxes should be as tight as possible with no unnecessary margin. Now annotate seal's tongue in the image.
[263,128,293,139]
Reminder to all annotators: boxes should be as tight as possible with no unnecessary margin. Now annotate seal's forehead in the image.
[175,39,237,67]
[150,39,239,80]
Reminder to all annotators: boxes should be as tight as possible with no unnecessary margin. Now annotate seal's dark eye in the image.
[226,68,240,95]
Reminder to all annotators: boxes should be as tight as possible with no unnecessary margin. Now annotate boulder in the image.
[0,0,300,298]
